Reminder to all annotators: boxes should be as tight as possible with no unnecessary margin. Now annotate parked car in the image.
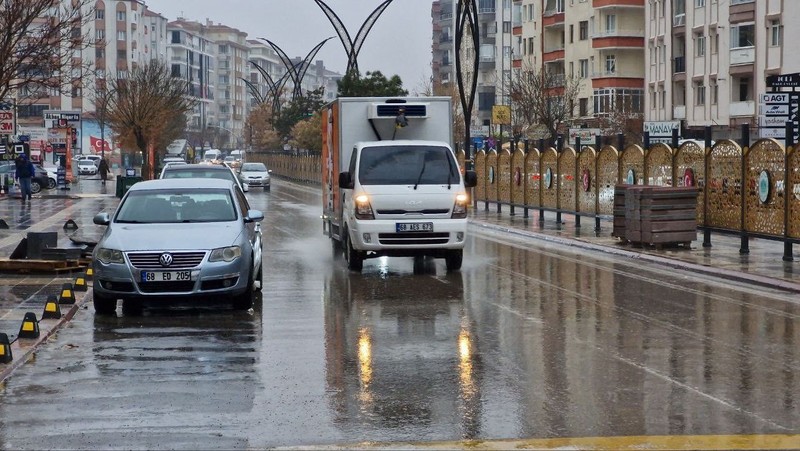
[0,161,50,194]
[91,178,263,313]
[77,158,98,175]
[77,154,102,167]
[34,164,57,189]
[160,163,248,192]
[238,162,271,191]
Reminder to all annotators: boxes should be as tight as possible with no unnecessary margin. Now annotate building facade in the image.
[166,19,216,131]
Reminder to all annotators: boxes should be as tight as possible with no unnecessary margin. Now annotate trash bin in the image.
[115,175,143,198]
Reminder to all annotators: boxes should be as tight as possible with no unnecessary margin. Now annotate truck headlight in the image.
[451,193,469,219]
[354,194,374,220]
[96,248,124,264]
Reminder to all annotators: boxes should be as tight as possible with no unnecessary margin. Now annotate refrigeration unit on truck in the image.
[321,97,477,272]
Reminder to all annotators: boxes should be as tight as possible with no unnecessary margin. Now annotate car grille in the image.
[138,281,195,293]
[127,251,206,269]
[378,232,450,245]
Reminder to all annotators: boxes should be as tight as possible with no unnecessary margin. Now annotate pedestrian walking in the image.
[99,158,110,185]
[15,153,35,204]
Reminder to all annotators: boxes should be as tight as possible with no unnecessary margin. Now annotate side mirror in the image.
[338,171,352,189]
[463,170,478,188]
[93,212,111,226]
[245,209,264,223]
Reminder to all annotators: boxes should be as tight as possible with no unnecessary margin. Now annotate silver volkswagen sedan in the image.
[91,178,263,314]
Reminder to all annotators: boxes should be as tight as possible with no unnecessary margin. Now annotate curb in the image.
[470,221,800,294]
[0,289,91,383]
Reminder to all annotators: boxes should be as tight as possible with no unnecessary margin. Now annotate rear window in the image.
[162,168,237,184]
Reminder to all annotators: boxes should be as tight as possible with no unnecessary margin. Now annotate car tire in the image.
[30,180,41,194]
[445,249,463,272]
[344,228,363,272]
[47,177,56,189]
[93,292,117,315]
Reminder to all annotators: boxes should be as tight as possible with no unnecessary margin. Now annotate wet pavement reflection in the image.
[0,181,796,449]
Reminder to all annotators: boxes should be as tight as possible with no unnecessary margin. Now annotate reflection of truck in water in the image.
[323,271,482,434]
[321,97,477,272]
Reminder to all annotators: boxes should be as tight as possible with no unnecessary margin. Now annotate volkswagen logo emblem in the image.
[159,253,173,267]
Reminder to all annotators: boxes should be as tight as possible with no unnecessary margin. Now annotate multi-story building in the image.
[166,19,216,131]
[646,0,799,139]
[247,40,285,110]
[205,22,248,149]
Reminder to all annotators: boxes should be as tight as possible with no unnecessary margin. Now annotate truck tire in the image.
[445,249,463,271]
[344,228,363,271]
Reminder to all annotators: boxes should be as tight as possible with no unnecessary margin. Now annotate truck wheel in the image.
[445,249,463,271]
[344,229,363,271]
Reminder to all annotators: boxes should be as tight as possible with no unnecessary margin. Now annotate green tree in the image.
[105,61,195,179]
[289,113,322,154]
[336,70,408,97]
[273,87,326,142]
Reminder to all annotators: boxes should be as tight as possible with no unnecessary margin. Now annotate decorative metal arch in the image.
[250,60,295,113]
[259,37,334,100]
[456,0,480,168]
[313,0,394,75]
[242,78,265,105]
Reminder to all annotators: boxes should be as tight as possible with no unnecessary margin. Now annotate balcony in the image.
[730,47,755,65]
[674,56,685,73]
[729,100,755,117]
[547,73,566,87]
[592,30,645,49]
[593,0,644,7]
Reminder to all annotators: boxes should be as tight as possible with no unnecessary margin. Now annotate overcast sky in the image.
[145,0,434,94]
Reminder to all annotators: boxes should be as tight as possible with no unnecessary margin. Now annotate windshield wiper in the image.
[413,160,427,190]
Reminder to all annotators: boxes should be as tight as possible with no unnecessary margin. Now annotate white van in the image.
[202,149,222,163]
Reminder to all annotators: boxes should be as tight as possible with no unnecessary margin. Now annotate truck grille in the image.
[376,209,450,215]
[378,232,450,245]
[127,251,206,269]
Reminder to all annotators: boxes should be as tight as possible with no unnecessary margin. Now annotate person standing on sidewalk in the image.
[98,157,109,185]
[14,153,35,204]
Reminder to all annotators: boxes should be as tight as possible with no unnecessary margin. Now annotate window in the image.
[710,81,718,104]
[695,0,705,6]
[478,92,495,111]
[171,64,181,77]
[71,86,81,97]
[605,14,616,33]
[219,44,229,54]
[569,24,574,43]
[117,49,126,61]
[579,98,588,116]
[95,29,105,40]
[695,84,705,105]
[711,32,718,54]
[730,23,754,48]
[579,21,588,40]
[502,21,511,33]
[96,9,104,20]
[770,20,783,46]
[116,11,126,21]
[579,59,588,78]
[695,34,705,57]
[593,88,643,115]
[95,47,104,58]
[569,61,574,77]
[605,55,616,74]
[171,31,181,44]
[117,30,126,41]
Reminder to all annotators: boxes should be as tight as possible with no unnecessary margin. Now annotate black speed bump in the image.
[18,312,40,339]
[73,276,87,292]
[42,294,62,319]
[59,283,75,304]
[0,333,12,363]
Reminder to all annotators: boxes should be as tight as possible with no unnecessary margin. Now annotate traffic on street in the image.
[0,178,796,449]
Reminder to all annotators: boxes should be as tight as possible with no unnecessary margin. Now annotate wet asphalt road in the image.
[0,180,797,449]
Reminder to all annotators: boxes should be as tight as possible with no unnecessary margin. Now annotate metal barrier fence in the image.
[248,136,800,261]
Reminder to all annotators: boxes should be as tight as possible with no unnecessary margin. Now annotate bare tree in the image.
[596,98,645,146]
[0,0,95,103]
[105,61,195,179]
[509,64,582,141]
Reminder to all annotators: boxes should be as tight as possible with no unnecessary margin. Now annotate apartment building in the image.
[646,0,800,139]
[247,40,285,110]
[205,23,249,149]
[166,19,216,131]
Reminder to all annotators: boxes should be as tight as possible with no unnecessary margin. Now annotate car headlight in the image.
[209,246,242,262]
[96,248,124,264]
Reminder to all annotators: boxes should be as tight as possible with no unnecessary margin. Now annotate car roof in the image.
[128,178,236,191]
[163,163,234,172]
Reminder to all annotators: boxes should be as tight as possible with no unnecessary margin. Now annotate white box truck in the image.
[321,97,477,272]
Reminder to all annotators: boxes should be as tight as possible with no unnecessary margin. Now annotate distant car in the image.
[91,178,264,314]
[161,161,188,172]
[77,158,99,175]
[160,163,249,192]
[238,162,271,191]
[163,156,185,164]
[77,154,102,167]
[0,161,49,194]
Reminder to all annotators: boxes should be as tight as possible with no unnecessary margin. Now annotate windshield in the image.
[241,163,267,171]
[116,189,237,223]
[358,145,458,186]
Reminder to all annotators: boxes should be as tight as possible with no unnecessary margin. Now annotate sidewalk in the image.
[469,204,800,293]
